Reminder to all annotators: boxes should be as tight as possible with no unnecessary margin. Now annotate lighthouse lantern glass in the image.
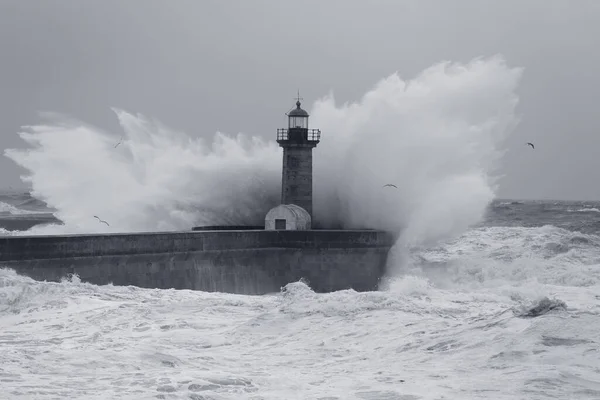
[289,115,308,129]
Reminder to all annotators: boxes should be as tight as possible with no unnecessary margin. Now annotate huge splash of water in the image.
[4,56,522,249]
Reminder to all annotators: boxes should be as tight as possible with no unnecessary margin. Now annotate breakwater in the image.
[0,230,394,294]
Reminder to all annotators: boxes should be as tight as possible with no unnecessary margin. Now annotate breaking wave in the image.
[384,225,600,293]
[4,55,522,249]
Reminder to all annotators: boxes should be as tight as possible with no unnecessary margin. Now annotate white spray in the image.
[5,55,522,277]
[308,56,522,278]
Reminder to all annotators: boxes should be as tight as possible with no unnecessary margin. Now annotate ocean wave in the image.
[1,267,599,399]
[0,201,43,215]
[0,228,15,236]
[496,201,524,206]
[0,267,257,316]
[386,225,600,290]
[568,208,600,213]
[514,296,568,318]
[277,280,465,319]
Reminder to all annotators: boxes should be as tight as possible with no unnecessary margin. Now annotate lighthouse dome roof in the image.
[288,101,309,117]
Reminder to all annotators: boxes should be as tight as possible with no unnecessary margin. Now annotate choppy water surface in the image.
[1,200,600,399]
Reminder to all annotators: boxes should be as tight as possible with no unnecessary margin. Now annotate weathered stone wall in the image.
[0,230,394,294]
[281,146,315,216]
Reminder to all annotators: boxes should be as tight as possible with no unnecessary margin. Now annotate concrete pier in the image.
[0,229,394,294]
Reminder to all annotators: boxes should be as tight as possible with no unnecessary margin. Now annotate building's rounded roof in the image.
[266,204,311,223]
[288,101,309,117]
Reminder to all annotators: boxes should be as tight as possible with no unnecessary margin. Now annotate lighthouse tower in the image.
[274,94,321,223]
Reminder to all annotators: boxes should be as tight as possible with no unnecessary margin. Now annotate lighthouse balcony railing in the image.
[277,129,321,141]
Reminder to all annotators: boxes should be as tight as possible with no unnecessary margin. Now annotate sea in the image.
[1,193,599,399]
[1,57,599,399]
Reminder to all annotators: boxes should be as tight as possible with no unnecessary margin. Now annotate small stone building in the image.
[265,204,311,231]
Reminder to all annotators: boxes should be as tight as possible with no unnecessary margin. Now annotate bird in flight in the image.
[383,184,398,188]
[527,142,535,149]
[114,137,123,148]
[94,215,110,226]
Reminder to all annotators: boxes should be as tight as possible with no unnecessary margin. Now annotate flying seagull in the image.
[114,137,123,148]
[527,142,535,149]
[383,184,398,189]
[94,215,110,226]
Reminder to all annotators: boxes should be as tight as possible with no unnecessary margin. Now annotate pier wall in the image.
[0,230,394,294]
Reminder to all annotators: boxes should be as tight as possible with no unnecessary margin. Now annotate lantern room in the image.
[288,100,309,129]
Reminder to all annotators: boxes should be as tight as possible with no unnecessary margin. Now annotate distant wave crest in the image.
[0,201,41,216]
[569,208,600,213]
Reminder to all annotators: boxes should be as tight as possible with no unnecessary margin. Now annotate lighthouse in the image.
[264,94,321,231]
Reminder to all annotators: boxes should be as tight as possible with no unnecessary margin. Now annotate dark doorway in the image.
[275,219,286,230]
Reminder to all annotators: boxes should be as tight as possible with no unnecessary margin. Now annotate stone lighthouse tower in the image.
[276,94,321,218]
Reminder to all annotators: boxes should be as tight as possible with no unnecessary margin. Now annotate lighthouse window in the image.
[289,116,307,129]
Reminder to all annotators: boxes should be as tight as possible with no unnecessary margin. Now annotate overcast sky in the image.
[0,0,598,200]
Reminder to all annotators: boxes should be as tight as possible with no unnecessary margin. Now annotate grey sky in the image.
[0,0,598,200]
